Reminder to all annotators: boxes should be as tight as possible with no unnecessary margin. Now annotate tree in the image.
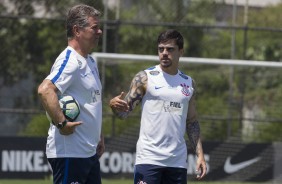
[0,0,106,136]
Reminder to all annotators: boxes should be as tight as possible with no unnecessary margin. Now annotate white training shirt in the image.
[45,46,102,158]
[135,65,194,168]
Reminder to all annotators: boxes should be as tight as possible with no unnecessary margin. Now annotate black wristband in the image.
[55,119,67,129]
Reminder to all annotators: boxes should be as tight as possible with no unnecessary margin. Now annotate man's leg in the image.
[161,167,187,184]
[134,164,163,184]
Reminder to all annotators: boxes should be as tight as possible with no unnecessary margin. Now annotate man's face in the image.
[158,40,183,69]
[79,16,102,51]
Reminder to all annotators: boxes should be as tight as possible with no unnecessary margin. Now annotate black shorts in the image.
[48,154,101,184]
[134,164,187,184]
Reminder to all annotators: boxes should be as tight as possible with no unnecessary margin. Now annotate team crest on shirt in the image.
[149,71,160,76]
[180,83,191,96]
[137,181,148,184]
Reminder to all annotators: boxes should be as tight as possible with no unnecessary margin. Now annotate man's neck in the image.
[68,40,88,58]
[159,64,178,75]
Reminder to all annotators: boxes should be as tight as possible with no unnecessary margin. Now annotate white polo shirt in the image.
[45,46,102,158]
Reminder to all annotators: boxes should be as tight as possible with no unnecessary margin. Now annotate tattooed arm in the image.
[186,79,207,180]
[109,71,147,119]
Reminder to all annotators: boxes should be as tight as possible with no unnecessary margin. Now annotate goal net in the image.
[93,52,282,182]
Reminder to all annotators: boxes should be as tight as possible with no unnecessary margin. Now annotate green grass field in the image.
[0,179,273,184]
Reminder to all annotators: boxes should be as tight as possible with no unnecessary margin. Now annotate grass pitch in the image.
[0,179,273,184]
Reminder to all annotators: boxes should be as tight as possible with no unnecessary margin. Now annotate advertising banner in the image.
[0,137,50,179]
[0,137,280,182]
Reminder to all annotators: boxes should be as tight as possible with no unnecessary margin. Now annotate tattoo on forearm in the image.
[187,120,201,155]
[125,71,147,111]
[116,111,129,119]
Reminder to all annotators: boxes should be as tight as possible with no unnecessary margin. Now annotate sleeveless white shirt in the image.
[135,65,194,168]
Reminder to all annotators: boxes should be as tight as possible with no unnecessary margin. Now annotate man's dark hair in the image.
[157,29,184,49]
[66,4,101,39]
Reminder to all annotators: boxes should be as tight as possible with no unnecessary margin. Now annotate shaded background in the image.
[0,0,282,182]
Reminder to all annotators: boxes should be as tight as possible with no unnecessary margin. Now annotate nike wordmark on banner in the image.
[224,156,261,174]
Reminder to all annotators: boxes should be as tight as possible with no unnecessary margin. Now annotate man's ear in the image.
[72,25,80,37]
[180,48,184,56]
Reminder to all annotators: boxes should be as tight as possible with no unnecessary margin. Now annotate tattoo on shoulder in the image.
[125,71,147,111]
[134,71,147,85]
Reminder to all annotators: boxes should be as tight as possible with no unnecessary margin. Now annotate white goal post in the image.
[92,52,282,68]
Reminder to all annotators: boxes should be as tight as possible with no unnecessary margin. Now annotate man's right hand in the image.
[109,92,129,112]
[59,121,83,135]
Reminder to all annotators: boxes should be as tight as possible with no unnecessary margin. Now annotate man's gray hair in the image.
[66,4,101,39]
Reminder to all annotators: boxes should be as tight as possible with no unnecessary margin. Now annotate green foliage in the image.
[0,0,105,86]
[20,114,50,137]
[252,122,282,142]
[244,4,282,61]
[118,26,163,55]
[248,3,282,28]
[201,30,232,59]
[102,113,141,138]
[1,0,281,142]
[31,20,66,84]
[0,18,30,85]
[117,0,213,57]
[103,61,154,100]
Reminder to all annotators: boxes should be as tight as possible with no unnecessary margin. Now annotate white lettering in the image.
[205,154,210,173]
[34,151,46,172]
[109,152,122,173]
[1,150,50,172]
[122,152,135,172]
[100,152,110,173]
[187,154,197,174]
[100,152,210,175]
[100,152,135,173]
[21,151,33,171]
[16,151,21,171]
[2,150,14,171]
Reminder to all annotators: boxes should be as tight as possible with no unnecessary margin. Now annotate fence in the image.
[0,0,282,181]
[96,53,282,182]
[94,53,282,143]
[0,0,282,139]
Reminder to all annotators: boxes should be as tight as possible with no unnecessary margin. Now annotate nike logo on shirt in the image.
[224,156,261,174]
[155,86,164,89]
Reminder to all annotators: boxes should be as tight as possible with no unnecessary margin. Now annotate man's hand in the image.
[196,156,207,180]
[59,121,82,135]
[96,134,105,158]
[109,92,129,112]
